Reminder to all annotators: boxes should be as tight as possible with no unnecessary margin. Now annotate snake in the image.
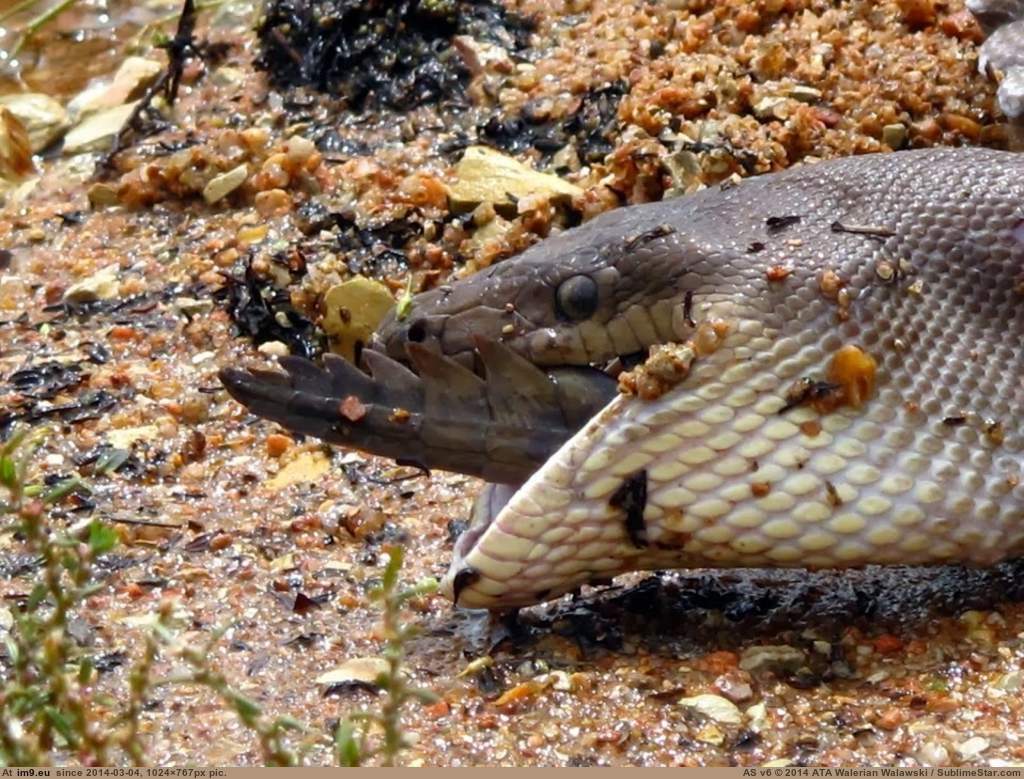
[221,6,1024,611]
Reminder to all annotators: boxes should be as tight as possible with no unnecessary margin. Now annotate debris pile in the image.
[256,0,534,110]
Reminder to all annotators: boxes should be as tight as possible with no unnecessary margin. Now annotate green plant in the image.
[153,618,309,767]
[334,547,439,767]
[0,425,120,766]
[0,425,438,767]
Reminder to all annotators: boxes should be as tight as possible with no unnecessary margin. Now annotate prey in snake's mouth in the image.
[219,212,689,601]
[223,147,1024,611]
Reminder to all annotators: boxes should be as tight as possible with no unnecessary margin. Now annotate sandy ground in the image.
[3,0,1024,767]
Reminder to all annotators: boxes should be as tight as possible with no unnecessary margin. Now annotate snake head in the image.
[373,209,708,369]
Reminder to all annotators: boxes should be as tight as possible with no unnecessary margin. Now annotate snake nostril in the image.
[406,320,427,343]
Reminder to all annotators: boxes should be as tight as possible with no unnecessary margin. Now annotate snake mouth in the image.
[219,338,617,491]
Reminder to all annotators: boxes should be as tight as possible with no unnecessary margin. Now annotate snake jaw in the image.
[225,147,1024,612]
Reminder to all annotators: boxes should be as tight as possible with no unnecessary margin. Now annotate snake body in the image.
[223,146,1024,609]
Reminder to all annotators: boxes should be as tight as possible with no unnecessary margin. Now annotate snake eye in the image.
[555,274,599,321]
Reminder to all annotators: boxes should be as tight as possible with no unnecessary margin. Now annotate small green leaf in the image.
[78,657,94,684]
[44,706,79,747]
[88,520,118,554]
[95,447,131,476]
[382,546,403,592]
[0,456,15,487]
[231,692,262,725]
[334,720,362,767]
[26,583,48,611]
[4,635,18,665]
[43,476,89,504]
[0,426,30,458]
[395,275,415,321]
[274,715,306,732]
[407,686,440,704]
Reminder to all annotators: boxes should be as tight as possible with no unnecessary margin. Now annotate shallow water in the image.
[0,0,171,98]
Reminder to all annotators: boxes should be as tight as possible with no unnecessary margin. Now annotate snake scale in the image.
[221,6,1024,611]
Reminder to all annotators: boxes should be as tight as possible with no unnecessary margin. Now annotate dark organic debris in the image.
[99,0,230,171]
[608,470,648,548]
[0,389,118,433]
[93,652,129,673]
[506,560,1024,655]
[7,361,86,400]
[765,215,802,233]
[219,258,323,359]
[480,82,628,163]
[335,214,418,279]
[257,0,534,111]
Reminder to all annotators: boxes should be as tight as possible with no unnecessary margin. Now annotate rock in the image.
[203,163,249,204]
[694,723,725,745]
[0,109,34,184]
[998,67,1024,119]
[0,93,70,152]
[677,694,743,725]
[994,670,1023,691]
[69,57,162,117]
[663,149,702,197]
[88,182,120,208]
[745,702,769,732]
[448,145,583,214]
[266,451,331,491]
[63,102,137,155]
[107,425,159,449]
[316,657,389,686]
[753,95,792,120]
[714,673,753,703]
[956,736,990,759]
[789,85,823,103]
[322,276,396,362]
[883,123,908,149]
[211,66,246,87]
[917,740,950,766]
[452,35,513,76]
[257,340,290,357]
[740,645,807,674]
[173,297,214,317]
[63,263,120,303]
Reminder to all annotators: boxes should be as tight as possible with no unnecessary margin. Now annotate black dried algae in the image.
[257,0,534,110]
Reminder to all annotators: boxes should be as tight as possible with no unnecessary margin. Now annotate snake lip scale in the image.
[222,145,1024,610]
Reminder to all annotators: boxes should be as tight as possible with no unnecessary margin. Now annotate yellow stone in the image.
[322,276,395,362]
[266,451,331,491]
[448,145,582,213]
